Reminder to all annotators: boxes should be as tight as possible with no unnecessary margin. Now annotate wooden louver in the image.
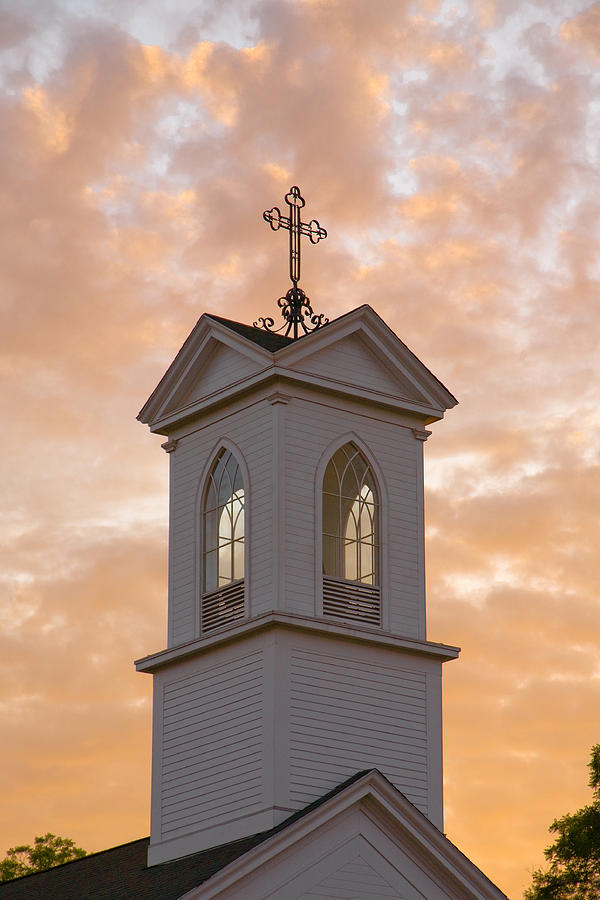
[322,576,381,626]
[201,579,245,633]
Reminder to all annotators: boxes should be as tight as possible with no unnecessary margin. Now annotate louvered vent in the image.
[202,579,245,633]
[322,576,381,626]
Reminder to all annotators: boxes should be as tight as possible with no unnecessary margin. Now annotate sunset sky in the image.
[2,0,600,895]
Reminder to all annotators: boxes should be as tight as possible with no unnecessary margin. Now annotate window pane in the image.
[219,505,233,543]
[323,458,340,495]
[344,537,358,581]
[322,533,338,576]
[232,498,244,542]
[322,490,340,539]
[360,541,375,584]
[204,508,218,553]
[204,549,217,593]
[322,442,379,586]
[233,538,244,580]
[203,449,245,594]
[219,541,232,583]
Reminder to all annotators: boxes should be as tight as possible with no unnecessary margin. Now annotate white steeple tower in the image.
[136,299,459,868]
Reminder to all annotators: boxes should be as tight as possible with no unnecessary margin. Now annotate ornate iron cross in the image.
[254,186,329,340]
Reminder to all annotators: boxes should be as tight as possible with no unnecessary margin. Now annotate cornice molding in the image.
[135,609,460,673]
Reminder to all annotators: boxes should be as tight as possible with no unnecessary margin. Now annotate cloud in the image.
[1,1,599,896]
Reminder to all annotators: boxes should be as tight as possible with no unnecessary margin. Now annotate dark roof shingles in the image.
[205,314,293,351]
[0,771,373,899]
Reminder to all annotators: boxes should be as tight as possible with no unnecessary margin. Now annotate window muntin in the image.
[203,449,245,594]
[322,442,379,585]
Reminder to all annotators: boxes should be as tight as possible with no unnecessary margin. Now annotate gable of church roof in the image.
[180,770,508,900]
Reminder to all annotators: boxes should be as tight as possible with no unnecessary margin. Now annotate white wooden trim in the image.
[270,393,287,612]
[174,769,507,899]
[138,315,275,425]
[415,431,427,641]
[135,611,460,673]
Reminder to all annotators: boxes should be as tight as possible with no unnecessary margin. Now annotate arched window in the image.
[322,442,381,625]
[202,449,245,631]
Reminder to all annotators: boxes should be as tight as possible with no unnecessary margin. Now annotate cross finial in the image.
[254,186,329,340]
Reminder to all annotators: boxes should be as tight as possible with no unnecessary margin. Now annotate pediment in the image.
[138,315,274,429]
[138,306,457,433]
[177,770,507,900]
[166,340,263,413]
[276,305,457,414]
[284,330,430,405]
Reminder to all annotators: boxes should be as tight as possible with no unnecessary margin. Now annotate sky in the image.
[1,0,599,895]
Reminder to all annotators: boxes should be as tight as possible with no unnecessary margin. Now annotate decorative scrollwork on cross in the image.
[254,186,329,340]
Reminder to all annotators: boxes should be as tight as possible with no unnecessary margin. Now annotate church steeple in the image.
[136,303,459,867]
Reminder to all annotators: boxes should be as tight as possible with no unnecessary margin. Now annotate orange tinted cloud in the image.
[1,2,599,897]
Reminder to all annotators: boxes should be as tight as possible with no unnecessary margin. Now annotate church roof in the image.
[204,314,293,351]
[0,771,370,900]
[138,304,457,433]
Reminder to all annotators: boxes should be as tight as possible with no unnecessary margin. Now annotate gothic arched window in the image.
[322,442,381,625]
[202,448,245,631]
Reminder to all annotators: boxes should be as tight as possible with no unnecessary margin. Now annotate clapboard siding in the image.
[291,333,428,403]
[159,649,264,840]
[289,648,428,813]
[283,397,424,637]
[168,401,274,645]
[303,855,397,899]
[168,358,426,644]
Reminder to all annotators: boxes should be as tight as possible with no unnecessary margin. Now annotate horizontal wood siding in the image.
[160,649,264,839]
[284,397,423,636]
[289,648,428,814]
[169,401,274,645]
[303,856,397,899]
[294,333,427,402]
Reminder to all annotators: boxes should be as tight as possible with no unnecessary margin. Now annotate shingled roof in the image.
[205,314,294,351]
[0,771,370,899]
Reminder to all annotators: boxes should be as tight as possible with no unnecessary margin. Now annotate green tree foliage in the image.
[525,745,600,900]
[0,833,86,882]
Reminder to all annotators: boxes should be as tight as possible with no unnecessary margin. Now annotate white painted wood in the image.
[160,649,264,840]
[176,770,508,900]
[287,331,429,404]
[144,616,449,863]
[147,633,285,865]
[166,385,428,646]
[168,399,274,645]
[426,669,444,831]
[178,341,262,408]
[201,579,245,632]
[287,642,429,816]
[286,395,424,638]
[138,307,457,436]
[322,576,381,625]
[301,854,398,899]
[138,306,463,871]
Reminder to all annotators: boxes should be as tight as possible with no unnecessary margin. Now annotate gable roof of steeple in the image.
[138,305,457,434]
